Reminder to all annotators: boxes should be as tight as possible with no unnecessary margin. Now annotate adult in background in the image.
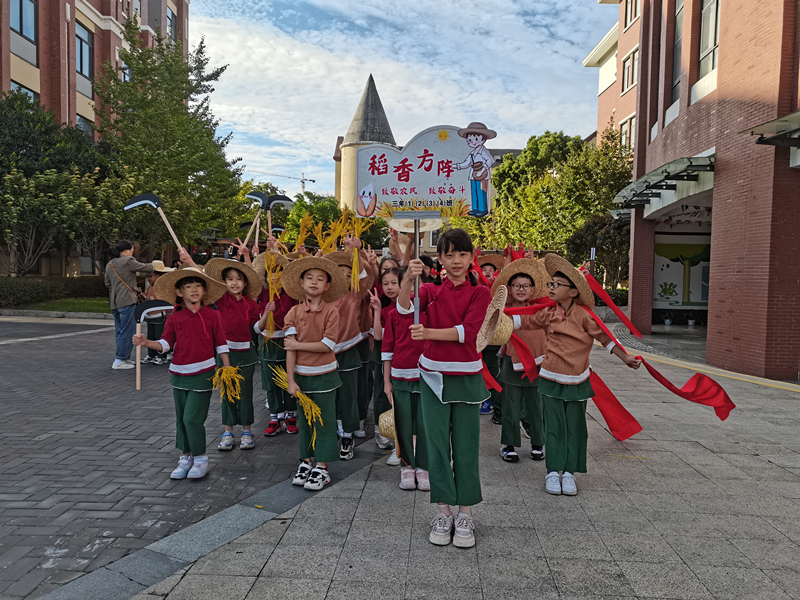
[105,240,154,370]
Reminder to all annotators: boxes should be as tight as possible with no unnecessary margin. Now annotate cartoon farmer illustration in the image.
[454,122,496,217]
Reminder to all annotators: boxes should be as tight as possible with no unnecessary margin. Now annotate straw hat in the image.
[378,406,397,440]
[203,258,261,300]
[457,122,497,140]
[387,217,442,233]
[153,267,226,306]
[477,285,508,352]
[478,254,505,274]
[488,313,514,347]
[150,260,175,273]
[543,253,595,309]
[280,256,349,303]
[325,250,375,291]
[252,251,291,275]
[285,251,302,260]
[491,258,549,299]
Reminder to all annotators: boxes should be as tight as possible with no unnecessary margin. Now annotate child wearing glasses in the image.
[514,254,640,496]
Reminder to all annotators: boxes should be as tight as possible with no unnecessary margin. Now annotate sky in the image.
[190,0,618,198]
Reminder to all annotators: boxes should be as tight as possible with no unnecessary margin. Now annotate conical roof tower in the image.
[343,75,396,146]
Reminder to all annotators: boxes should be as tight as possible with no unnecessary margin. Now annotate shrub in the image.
[594,288,628,308]
[0,276,108,308]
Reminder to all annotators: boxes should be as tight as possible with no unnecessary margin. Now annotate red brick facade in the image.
[613,0,800,379]
[1,0,189,133]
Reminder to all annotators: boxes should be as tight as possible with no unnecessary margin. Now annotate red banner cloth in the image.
[579,267,642,338]
[589,371,643,440]
[482,359,503,392]
[508,332,539,381]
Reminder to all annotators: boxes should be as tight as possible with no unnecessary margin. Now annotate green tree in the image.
[95,15,241,247]
[491,131,584,201]
[0,90,98,178]
[566,213,630,290]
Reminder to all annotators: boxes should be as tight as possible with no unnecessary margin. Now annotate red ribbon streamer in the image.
[589,371,643,440]
[508,332,539,382]
[473,259,492,287]
[481,359,503,392]
[579,267,642,339]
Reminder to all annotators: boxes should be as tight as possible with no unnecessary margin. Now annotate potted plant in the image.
[686,310,698,326]
[662,310,674,326]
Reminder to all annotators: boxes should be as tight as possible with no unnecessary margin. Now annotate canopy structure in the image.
[614,156,715,209]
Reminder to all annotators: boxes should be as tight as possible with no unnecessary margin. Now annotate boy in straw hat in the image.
[454,122,497,217]
[513,254,641,496]
[204,258,262,451]
[142,260,175,365]
[324,240,374,461]
[281,256,349,491]
[492,258,548,463]
[133,268,229,480]
[252,252,299,438]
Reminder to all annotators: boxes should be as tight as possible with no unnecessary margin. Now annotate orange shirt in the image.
[284,300,340,375]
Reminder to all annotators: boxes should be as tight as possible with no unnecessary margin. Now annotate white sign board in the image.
[355,123,497,219]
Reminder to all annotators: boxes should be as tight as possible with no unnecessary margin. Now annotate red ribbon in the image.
[481,359,502,392]
[579,267,642,339]
[508,332,539,381]
[590,371,643,440]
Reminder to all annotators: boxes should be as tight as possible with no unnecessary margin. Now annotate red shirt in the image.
[255,289,297,339]
[159,306,228,375]
[382,307,425,381]
[397,280,491,376]
[215,292,259,351]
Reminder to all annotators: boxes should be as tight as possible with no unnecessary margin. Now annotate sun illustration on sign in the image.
[435,129,450,143]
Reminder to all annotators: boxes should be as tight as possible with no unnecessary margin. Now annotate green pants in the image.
[543,396,587,474]
[482,346,502,410]
[173,388,212,456]
[220,363,255,426]
[372,361,391,426]
[262,360,296,415]
[298,389,339,463]
[420,379,482,506]
[502,383,544,447]
[393,383,428,470]
[146,318,166,358]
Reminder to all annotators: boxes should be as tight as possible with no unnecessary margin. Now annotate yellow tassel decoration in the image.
[270,365,323,450]
[212,366,244,404]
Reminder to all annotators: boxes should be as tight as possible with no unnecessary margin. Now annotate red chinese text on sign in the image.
[437,159,454,179]
[417,149,434,172]
[394,158,414,183]
[368,154,389,176]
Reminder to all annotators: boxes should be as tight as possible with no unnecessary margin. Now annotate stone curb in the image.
[0,309,114,320]
[38,441,383,600]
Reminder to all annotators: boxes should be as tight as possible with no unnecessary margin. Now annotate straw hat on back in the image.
[543,253,595,310]
[152,267,226,306]
[203,258,261,300]
[477,286,508,352]
[491,258,549,301]
[280,256,349,303]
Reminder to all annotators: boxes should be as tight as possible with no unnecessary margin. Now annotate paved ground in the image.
[0,320,378,600]
[615,324,708,364]
[124,345,800,600]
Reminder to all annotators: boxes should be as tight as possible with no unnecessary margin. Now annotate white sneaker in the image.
[453,513,475,548]
[217,432,234,451]
[386,449,401,466]
[415,469,430,491]
[239,431,255,450]
[399,466,416,490]
[304,466,330,491]
[545,471,562,495]
[112,360,135,370]
[429,513,454,546]
[375,432,393,449]
[170,456,193,479]
[140,355,153,364]
[561,472,578,496]
[187,456,209,479]
[354,419,366,438]
[292,462,313,486]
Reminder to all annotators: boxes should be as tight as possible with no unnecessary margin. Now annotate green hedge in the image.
[0,276,108,308]
[594,288,628,308]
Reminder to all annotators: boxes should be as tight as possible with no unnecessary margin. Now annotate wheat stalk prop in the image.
[296,213,313,249]
[270,365,323,450]
[349,217,373,292]
[212,366,244,404]
[262,252,280,338]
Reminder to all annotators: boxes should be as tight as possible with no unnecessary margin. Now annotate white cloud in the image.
[191,0,617,197]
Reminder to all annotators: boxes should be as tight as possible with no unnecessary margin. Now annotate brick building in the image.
[0,0,189,137]
[585,0,800,380]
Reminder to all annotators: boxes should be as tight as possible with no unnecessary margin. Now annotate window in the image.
[167,8,178,42]
[76,23,93,80]
[76,115,94,138]
[11,0,37,43]
[10,81,38,102]
[625,0,640,28]
[121,61,132,82]
[430,230,440,247]
[132,0,141,16]
[622,49,639,92]
[671,0,684,104]
[699,0,720,79]
[620,116,636,151]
